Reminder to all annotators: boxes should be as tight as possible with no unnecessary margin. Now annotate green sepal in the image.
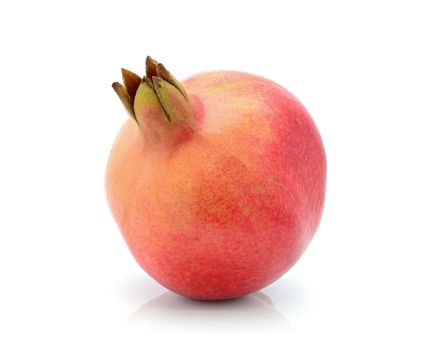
[133,77,164,125]
[152,76,193,123]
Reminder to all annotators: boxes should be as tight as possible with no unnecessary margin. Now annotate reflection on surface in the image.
[128,291,290,332]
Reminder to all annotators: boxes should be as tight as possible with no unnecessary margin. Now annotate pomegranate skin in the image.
[106,71,326,300]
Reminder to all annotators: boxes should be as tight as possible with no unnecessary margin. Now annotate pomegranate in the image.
[106,57,326,300]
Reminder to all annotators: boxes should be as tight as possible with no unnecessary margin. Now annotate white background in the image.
[1,0,429,348]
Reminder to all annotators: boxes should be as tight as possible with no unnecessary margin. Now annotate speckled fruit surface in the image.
[106,58,326,300]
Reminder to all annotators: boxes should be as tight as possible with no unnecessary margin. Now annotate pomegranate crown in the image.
[112,56,190,124]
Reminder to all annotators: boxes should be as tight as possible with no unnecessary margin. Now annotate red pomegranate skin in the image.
[106,71,326,300]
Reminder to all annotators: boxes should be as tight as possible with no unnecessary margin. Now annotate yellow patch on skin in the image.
[201,95,272,142]
[184,72,274,148]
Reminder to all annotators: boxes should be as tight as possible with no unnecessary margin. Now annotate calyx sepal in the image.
[112,56,192,124]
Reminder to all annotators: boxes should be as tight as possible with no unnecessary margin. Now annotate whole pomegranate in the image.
[106,57,326,300]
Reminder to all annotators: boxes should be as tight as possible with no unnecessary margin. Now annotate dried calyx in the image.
[112,56,191,124]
